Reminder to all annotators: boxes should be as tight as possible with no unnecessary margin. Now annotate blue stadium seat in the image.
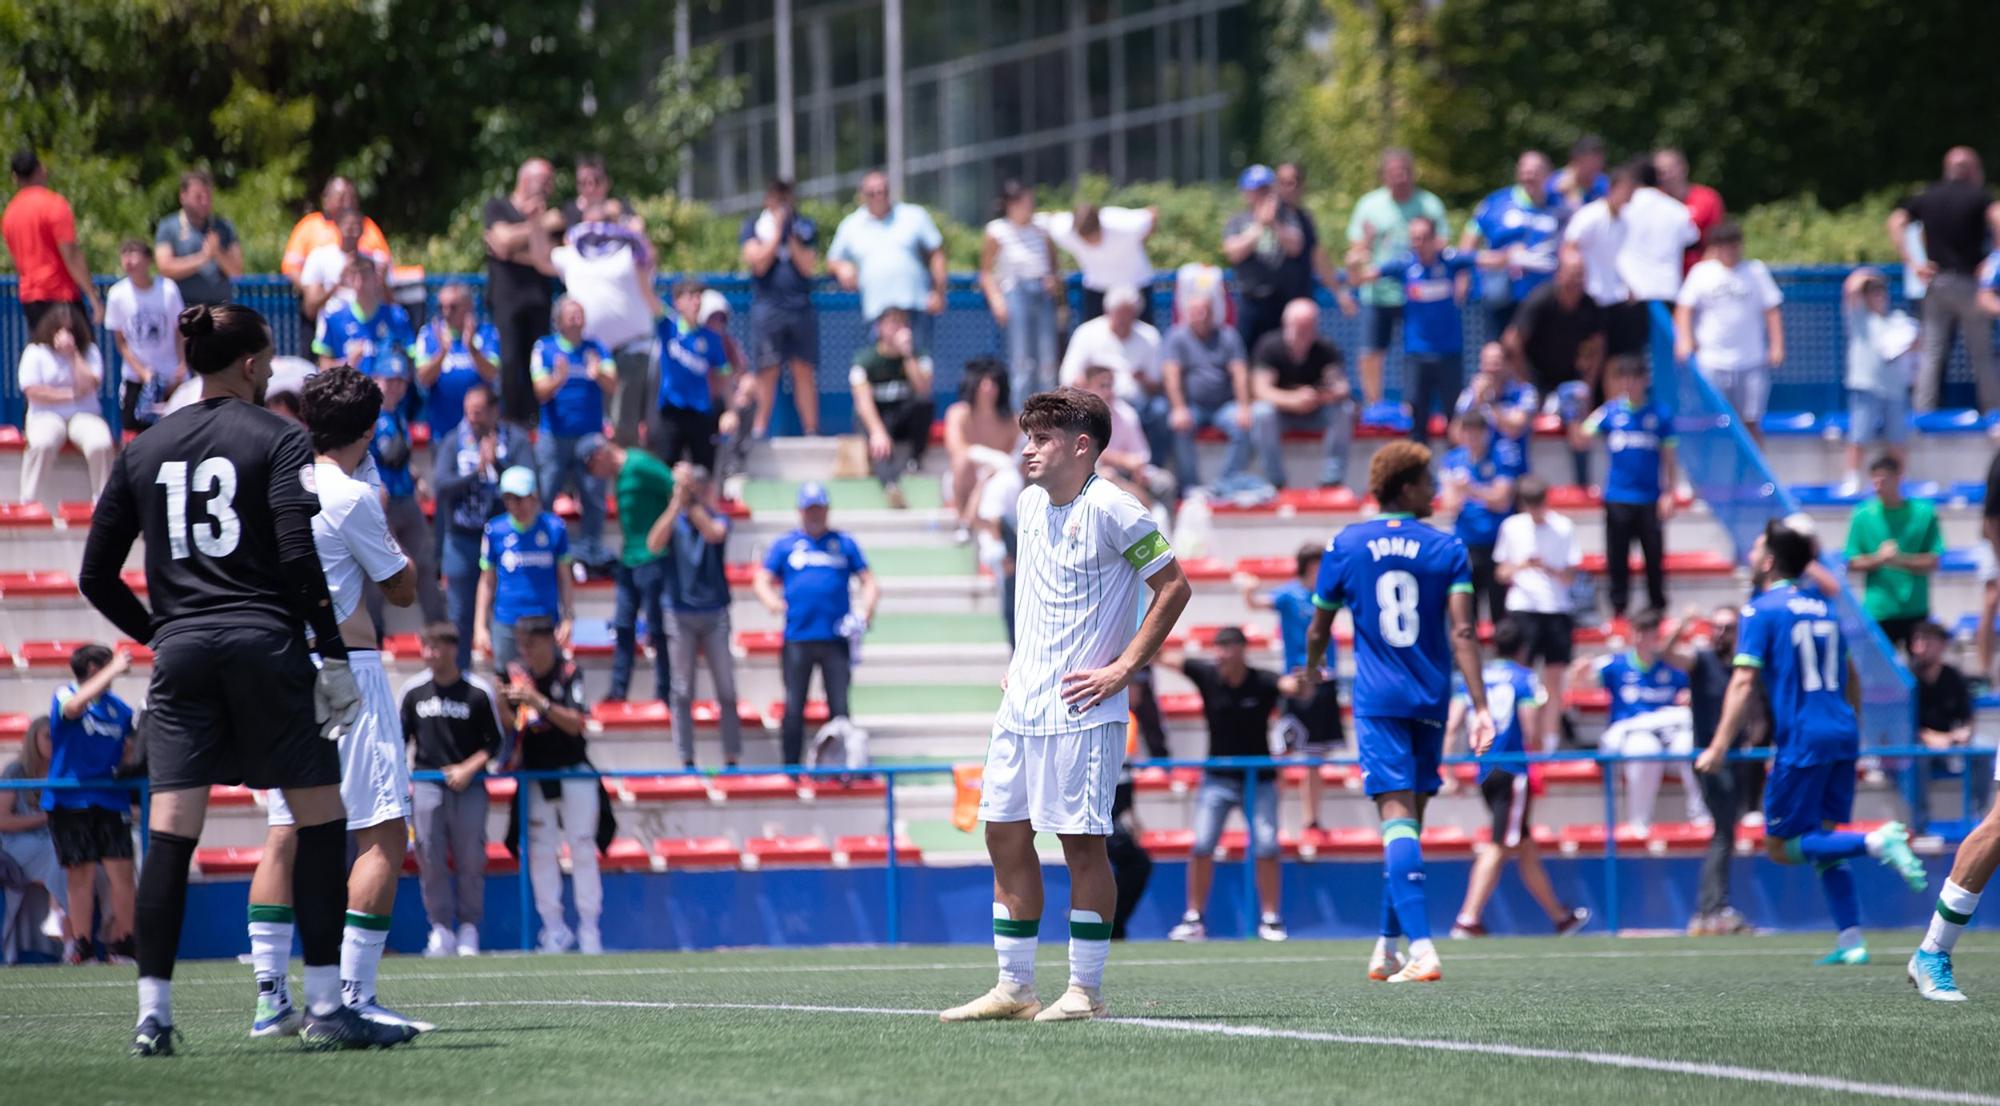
[1914,408,1984,434]
[1761,410,1820,435]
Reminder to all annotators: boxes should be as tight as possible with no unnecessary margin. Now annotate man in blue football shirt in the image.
[1579,356,1678,622]
[1306,441,1492,984]
[1454,341,1538,479]
[1572,608,1700,829]
[1695,521,1926,966]
[43,643,138,964]
[1346,216,1478,446]
[311,256,417,378]
[474,466,576,675]
[1462,150,1564,336]
[413,282,500,441]
[1440,408,1514,628]
[753,483,881,767]
[531,296,615,571]
[657,281,735,471]
[1238,543,1343,832]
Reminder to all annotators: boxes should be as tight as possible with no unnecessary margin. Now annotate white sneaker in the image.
[424,924,457,959]
[939,980,1041,1022]
[1367,949,1403,982]
[1387,949,1443,983]
[1033,984,1107,1022]
[40,907,66,942]
[349,997,436,1033]
[1167,914,1207,942]
[578,923,604,956]
[537,924,575,954]
[456,923,480,957]
[1256,916,1289,943]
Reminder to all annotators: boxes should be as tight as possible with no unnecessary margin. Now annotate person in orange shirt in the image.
[281,176,390,293]
[2,150,100,325]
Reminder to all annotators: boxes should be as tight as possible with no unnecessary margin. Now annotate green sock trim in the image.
[1382,818,1419,844]
[1069,920,1114,941]
[1781,839,1806,865]
[247,903,296,924]
[344,911,394,932]
[1814,859,1847,875]
[993,917,1040,938]
[1937,900,1974,926]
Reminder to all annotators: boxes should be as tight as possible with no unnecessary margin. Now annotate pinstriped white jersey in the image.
[996,476,1174,736]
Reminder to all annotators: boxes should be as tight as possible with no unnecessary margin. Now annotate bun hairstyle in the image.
[179,303,272,376]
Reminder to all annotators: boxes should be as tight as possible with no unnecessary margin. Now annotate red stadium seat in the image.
[1138,828,1195,858]
[0,502,52,528]
[1577,550,1733,575]
[618,775,712,803]
[1420,825,1477,857]
[735,630,784,655]
[712,773,806,800]
[599,837,657,871]
[653,836,741,869]
[0,713,27,741]
[743,835,834,867]
[19,640,152,666]
[0,571,77,598]
[1302,825,1383,857]
[484,841,520,874]
[485,776,519,801]
[195,847,264,876]
[834,835,922,866]
[208,785,258,808]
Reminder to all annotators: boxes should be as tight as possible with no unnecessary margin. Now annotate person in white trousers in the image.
[501,616,603,955]
[18,302,114,505]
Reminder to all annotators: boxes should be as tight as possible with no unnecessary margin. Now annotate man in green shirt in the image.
[1844,453,1943,649]
[585,434,676,701]
[1345,147,1448,407]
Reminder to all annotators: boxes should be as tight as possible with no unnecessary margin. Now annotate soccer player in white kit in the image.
[247,366,432,1037]
[941,388,1191,1023]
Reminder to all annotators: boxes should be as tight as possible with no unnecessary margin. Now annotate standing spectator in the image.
[754,484,880,767]
[1494,476,1582,752]
[1454,341,1538,478]
[1275,162,1357,316]
[1504,256,1604,485]
[646,463,743,769]
[1248,298,1352,490]
[18,304,114,505]
[827,171,947,352]
[1159,629,1292,943]
[360,356,445,626]
[298,209,388,321]
[558,153,633,229]
[1223,164,1310,353]
[1619,165,1698,319]
[1844,453,1943,650]
[310,255,416,378]
[586,437,674,706]
[281,176,389,288]
[1161,294,1254,491]
[549,204,658,447]
[1909,620,1984,832]
[1562,164,1660,359]
[656,281,734,470]
[531,297,615,571]
[1551,135,1609,212]
[1674,222,1784,441]
[943,356,1018,543]
[1652,149,1725,274]
[1579,357,1678,622]
[434,385,531,668]
[501,617,602,955]
[1345,215,1476,444]
[1346,148,1449,405]
[104,239,185,434]
[740,178,822,436]
[980,180,1062,403]
[2,151,99,326]
[414,282,502,442]
[475,466,575,674]
[1058,285,1169,461]
[1041,201,1158,326]
[1686,605,1757,936]
[484,158,559,426]
[1841,269,1917,494]
[42,644,138,964]
[400,622,505,959]
[1440,409,1515,627]
[1463,150,1563,336]
[849,306,935,509]
[1888,147,2000,411]
[1236,546,1343,834]
[152,169,241,307]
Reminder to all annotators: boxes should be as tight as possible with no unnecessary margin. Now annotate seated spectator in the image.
[18,302,113,505]
[980,179,1061,403]
[754,483,879,766]
[362,353,444,626]
[501,616,602,955]
[282,176,389,293]
[1577,357,1677,623]
[1503,255,1604,485]
[1910,620,1986,831]
[400,622,505,958]
[415,282,502,442]
[1674,221,1784,442]
[1440,409,1515,627]
[153,168,241,307]
[1686,604,1758,936]
[299,208,388,322]
[1158,628,1294,943]
[434,384,531,669]
[1346,215,1477,444]
[1462,150,1562,336]
[849,305,935,509]
[944,356,1019,537]
[550,203,659,446]
[1248,298,1352,490]
[1842,268,1917,495]
[1571,609,1700,830]
[43,644,138,964]
[103,238,185,434]
[1162,294,1255,492]
[1844,453,1943,650]
[646,463,742,769]
[1494,476,1582,752]
[1454,341,1537,477]
[1059,285,1168,460]
[1040,201,1158,327]
[1236,544,1343,833]
[1,719,67,963]
[1079,362,1173,512]
[657,281,733,470]
[532,296,616,572]
[475,466,574,673]
[740,178,822,437]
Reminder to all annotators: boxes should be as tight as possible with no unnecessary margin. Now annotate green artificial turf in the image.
[740,478,946,512]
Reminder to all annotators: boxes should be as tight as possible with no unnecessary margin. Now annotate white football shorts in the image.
[977,720,1126,836]
[268,650,411,831]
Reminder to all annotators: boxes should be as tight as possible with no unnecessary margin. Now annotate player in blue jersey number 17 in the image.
[1305,441,1494,984]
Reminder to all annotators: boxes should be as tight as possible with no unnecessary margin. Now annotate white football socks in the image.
[1921,880,1981,955]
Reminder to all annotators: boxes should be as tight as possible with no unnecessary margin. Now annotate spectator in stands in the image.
[981,180,1062,403]
[1674,221,1784,442]
[1041,201,1158,327]
[1162,293,1255,491]
[1249,298,1352,490]
[849,306,935,510]
[298,208,386,322]
[1909,620,1983,832]
[1686,604,1756,935]
[1,719,68,963]
[1652,149,1725,274]
[1563,162,1663,359]
[1345,215,1476,445]
[1844,453,1943,650]
[587,435,674,705]
[485,158,560,426]
[1552,135,1609,211]
[654,281,732,470]
[502,616,602,954]
[647,463,743,769]
[3,150,98,327]
[42,644,138,964]
[1504,255,1604,485]
[828,170,947,352]
[550,201,659,447]
[475,466,575,673]
[1494,476,1581,752]
[152,169,241,307]
[104,238,185,434]
[401,622,504,959]
[311,254,416,377]
[1224,164,1310,353]
[558,153,636,230]
[18,303,113,506]
[415,282,501,441]
[1058,285,1169,462]
[1346,148,1449,405]
[1237,545,1342,833]
[1888,147,2000,411]
[1441,409,1515,627]
[741,178,822,437]
[1463,149,1562,336]
[1159,628,1293,943]
[1621,162,1697,321]
[361,349,445,627]
[1081,362,1172,513]
[281,175,389,291]
[1455,341,1538,478]
[756,483,880,767]
[1573,609,1698,830]
[532,296,615,572]
[1275,162,1356,316]
[944,356,1018,544]
[701,292,760,486]
[435,384,531,668]
[1579,356,1677,623]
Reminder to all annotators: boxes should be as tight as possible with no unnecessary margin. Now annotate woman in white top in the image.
[979,181,1061,405]
[1039,201,1159,327]
[18,303,115,505]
